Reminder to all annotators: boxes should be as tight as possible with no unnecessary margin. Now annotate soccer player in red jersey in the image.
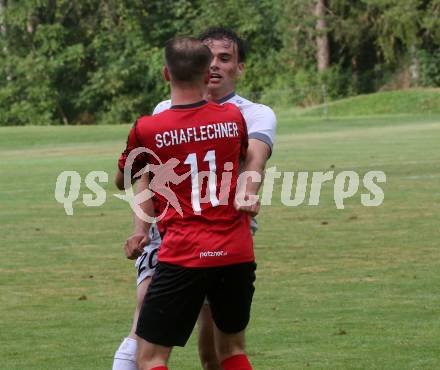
[116,37,256,370]
[113,28,275,370]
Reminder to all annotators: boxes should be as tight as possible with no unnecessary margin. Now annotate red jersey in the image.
[118,100,254,267]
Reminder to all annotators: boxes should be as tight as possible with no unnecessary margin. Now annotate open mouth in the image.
[209,73,222,82]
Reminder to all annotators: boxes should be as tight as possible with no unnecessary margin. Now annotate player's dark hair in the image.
[199,26,247,63]
[164,37,213,82]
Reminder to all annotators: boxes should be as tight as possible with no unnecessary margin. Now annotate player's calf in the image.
[136,337,171,370]
[198,305,221,370]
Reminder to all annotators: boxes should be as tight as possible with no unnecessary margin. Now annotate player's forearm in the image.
[115,168,136,190]
[115,169,125,190]
[243,157,265,195]
[242,139,271,195]
[133,174,153,235]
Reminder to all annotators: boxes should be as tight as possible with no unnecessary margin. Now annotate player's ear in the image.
[237,62,245,78]
[163,66,170,82]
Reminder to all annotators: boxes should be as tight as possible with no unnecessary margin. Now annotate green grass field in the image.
[281,88,440,118]
[1,107,440,369]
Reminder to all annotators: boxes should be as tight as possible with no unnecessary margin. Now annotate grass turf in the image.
[281,89,440,118]
[1,112,439,369]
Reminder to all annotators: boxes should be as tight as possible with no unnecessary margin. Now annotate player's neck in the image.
[170,85,206,106]
[207,88,235,102]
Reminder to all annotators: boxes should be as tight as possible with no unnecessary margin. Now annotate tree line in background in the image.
[0,0,439,125]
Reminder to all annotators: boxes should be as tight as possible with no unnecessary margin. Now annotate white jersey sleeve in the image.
[228,94,277,152]
[152,99,172,115]
[243,104,277,150]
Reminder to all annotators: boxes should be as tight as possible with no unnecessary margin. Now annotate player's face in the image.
[204,38,244,100]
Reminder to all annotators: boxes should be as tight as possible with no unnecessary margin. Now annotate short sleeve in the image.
[118,120,149,179]
[244,105,277,151]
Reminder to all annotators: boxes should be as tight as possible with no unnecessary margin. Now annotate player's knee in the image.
[136,278,151,309]
[136,294,144,312]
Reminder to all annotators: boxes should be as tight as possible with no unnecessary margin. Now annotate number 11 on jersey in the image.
[184,150,220,213]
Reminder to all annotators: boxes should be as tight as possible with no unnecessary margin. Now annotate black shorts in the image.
[135,261,256,347]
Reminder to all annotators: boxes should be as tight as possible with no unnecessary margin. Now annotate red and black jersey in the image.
[118,100,254,267]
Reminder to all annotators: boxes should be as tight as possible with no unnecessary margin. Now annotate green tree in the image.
[1,0,440,125]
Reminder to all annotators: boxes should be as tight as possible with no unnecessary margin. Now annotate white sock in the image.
[112,337,138,370]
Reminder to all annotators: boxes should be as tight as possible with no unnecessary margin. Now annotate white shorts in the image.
[135,218,258,286]
[135,224,161,286]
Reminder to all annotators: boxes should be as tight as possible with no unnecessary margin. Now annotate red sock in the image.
[221,354,252,370]
[150,367,168,370]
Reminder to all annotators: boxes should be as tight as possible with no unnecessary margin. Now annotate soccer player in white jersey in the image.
[112,27,276,370]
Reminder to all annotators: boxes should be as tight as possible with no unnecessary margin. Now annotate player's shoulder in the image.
[227,94,253,110]
[255,102,276,117]
[231,94,275,119]
[225,94,277,149]
[242,97,275,119]
[125,115,153,145]
[152,99,172,115]
[134,114,160,134]
[253,104,277,128]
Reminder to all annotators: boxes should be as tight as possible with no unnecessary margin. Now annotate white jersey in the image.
[152,92,277,152]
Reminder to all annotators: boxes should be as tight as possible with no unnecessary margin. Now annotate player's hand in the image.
[124,232,149,260]
[234,193,261,217]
